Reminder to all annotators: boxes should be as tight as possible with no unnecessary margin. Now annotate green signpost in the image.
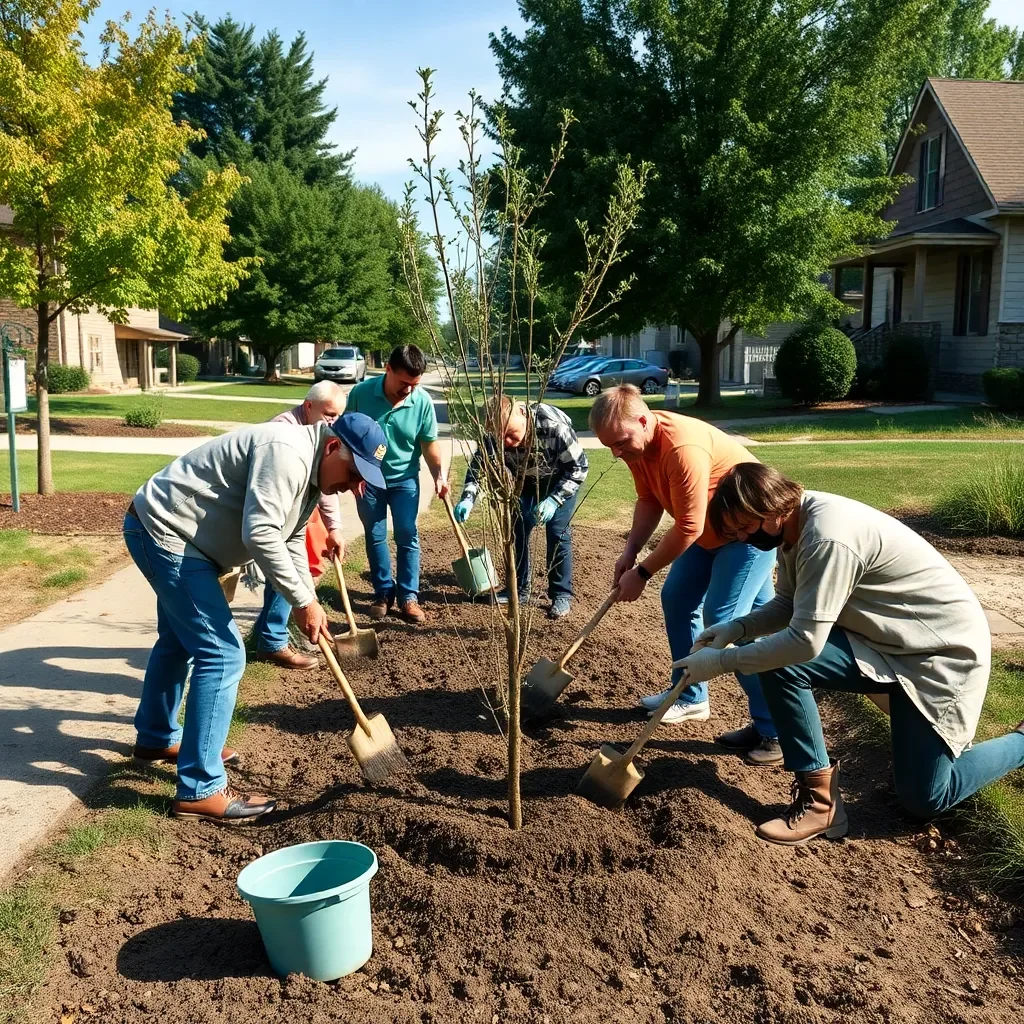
[1,323,31,514]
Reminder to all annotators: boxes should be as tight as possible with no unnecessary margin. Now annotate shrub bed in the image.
[46,365,90,394]
[773,323,856,404]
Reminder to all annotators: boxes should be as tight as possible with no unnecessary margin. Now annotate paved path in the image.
[0,463,435,882]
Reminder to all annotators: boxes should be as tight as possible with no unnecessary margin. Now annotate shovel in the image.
[576,676,689,810]
[331,554,379,661]
[521,588,619,720]
[441,493,498,598]
[317,634,409,784]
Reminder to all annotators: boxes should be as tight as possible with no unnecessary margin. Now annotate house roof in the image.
[114,323,188,342]
[889,217,1001,239]
[894,78,1024,211]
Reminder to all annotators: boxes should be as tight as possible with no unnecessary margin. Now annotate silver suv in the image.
[314,345,366,383]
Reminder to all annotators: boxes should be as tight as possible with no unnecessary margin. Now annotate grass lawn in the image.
[188,381,310,400]
[746,407,1024,442]
[33,394,283,424]
[0,451,171,493]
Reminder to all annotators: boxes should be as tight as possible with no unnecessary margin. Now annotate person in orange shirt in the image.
[590,384,780,765]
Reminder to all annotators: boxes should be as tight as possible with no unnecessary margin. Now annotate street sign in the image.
[5,356,27,414]
[1,322,33,514]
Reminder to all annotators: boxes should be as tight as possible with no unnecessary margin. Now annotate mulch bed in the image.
[1,416,212,438]
[892,512,1024,559]
[30,527,1024,1024]
[0,492,129,533]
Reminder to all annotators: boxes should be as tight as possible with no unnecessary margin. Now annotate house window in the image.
[88,334,102,372]
[954,252,992,337]
[917,133,943,212]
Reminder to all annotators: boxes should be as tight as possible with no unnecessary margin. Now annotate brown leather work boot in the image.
[368,596,393,621]
[756,760,848,846]
[400,600,426,624]
[255,646,317,670]
[134,743,242,768]
[172,787,276,825]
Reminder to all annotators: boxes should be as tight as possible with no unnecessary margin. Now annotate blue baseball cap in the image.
[331,413,387,489]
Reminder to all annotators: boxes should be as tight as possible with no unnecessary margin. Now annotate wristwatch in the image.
[636,564,653,581]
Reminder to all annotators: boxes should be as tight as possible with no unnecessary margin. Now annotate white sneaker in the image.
[655,699,712,724]
[639,686,675,711]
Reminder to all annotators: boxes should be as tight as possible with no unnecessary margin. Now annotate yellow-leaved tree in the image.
[0,0,247,493]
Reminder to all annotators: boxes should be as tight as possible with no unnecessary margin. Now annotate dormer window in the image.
[917,133,944,212]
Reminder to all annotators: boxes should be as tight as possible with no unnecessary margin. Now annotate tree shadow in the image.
[118,917,272,982]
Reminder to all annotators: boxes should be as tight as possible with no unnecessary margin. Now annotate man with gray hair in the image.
[251,380,347,668]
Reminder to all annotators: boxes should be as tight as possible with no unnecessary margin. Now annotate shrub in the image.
[933,458,1024,537]
[667,349,690,379]
[123,402,163,429]
[773,323,856,404]
[46,364,90,394]
[235,348,251,375]
[881,333,931,401]
[176,352,200,383]
[983,368,1024,413]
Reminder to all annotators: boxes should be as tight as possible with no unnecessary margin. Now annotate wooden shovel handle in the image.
[558,588,619,670]
[441,492,473,561]
[332,554,359,634]
[318,635,373,736]
[621,677,690,763]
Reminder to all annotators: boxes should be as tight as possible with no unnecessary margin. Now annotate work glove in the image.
[535,496,560,525]
[453,499,473,523]
[690,619,745,653]
[671,646,726,684]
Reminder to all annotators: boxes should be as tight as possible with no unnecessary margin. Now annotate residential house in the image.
[0,204,187,389]
[831,78,1024,395]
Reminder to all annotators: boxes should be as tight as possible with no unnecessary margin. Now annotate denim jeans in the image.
[514,485,578,598]
[252,583,292,653]
[759,626,1024,818]
[662,542,777,737]
[356,476,421,604]
[123,512,246,802]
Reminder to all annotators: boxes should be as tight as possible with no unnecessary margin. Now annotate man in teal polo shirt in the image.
[346,344,448,623]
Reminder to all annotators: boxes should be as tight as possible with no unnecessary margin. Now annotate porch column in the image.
[138,339,147,389]
[911,247,927,322]
[861,259,874,330]
[169,343,178,387]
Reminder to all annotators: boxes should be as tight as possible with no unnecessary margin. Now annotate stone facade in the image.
[0,298,60,352]
[996,322,1024,369]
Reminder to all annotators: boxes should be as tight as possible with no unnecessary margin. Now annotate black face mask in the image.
[745,525,785,551]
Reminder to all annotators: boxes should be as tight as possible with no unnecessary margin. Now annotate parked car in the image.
[314,345,366,383]
[548,356,604,390]
[551,358,668,396]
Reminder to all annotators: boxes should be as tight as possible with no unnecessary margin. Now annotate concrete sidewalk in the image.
[0,464,436,882]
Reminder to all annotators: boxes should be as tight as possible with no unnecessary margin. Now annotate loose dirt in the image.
[0,492,129,534]
[0,416,213,438]
[32,528,1024,1023]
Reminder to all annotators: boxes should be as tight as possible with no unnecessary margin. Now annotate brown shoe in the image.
[745,736,784,767]
[756,759,848,846]
[368,596,393,621]
[171,787,276,825]
[400,600,426,624]
[255,646,318,670]
[134,743,242,768]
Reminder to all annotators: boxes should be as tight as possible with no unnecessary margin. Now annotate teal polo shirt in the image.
[345,375,438,484]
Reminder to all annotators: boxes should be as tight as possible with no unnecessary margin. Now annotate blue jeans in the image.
[759,627,1024,818]
[356,476,421,604]
[514,486,578,598]
[662,542,777,737]
[252,583,291,653]
[123,512,246,802]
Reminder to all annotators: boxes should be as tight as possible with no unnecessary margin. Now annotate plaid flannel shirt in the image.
[461,401,589,508]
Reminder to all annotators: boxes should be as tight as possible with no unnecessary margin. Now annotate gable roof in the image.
[891,78,1024,211]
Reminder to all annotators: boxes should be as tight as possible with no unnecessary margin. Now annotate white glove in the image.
[690,619,745,653]
[671,647,726,684]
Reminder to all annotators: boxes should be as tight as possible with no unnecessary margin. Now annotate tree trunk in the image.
[504,532,523,830]
[36,301,53,496]
[694,330,723,408]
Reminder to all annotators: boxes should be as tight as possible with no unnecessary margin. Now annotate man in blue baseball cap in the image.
[123,412,386,825]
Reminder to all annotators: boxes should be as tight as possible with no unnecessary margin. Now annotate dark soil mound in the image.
[37,528,1024,1023]
[0,491,129,533]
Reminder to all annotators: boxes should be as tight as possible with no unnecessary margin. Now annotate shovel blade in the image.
[576,744,645,810]
[334,628,380,662]
[346,713,409,784]
[522,658,573,720]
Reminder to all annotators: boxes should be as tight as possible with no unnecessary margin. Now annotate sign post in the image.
[1,324,31,514]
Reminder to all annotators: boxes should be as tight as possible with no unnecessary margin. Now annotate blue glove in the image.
[453,499,473,523]
[535,497,560,525]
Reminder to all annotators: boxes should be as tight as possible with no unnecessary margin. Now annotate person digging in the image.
[589,384,781,764]
[346,344,449,624]
[672,462,1024,845]
[124,413,387,824]
[252,380,349,669]
[454,394,589,619]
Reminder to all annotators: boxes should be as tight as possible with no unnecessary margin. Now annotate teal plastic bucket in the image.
[452,546,497,597]
[237,840,378,981]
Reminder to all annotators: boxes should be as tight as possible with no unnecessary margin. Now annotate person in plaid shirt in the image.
[455,396,588,618]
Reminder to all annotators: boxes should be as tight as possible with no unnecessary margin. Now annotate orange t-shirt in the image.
[627,411,758,549]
